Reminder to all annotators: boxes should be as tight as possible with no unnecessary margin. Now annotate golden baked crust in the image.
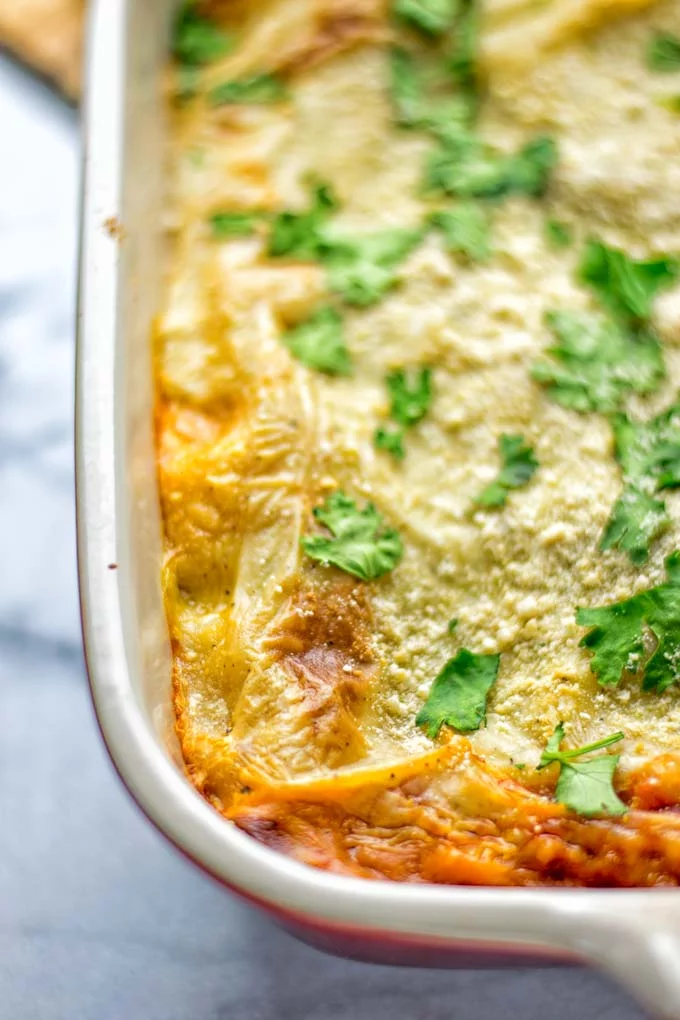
[158,0,680,885]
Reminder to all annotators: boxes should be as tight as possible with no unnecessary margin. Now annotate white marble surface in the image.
[0,55,647,1020]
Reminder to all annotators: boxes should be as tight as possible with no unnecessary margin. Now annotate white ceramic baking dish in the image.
[75,1,680,1015]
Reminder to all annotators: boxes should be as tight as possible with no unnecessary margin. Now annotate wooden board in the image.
[0,0,84,98]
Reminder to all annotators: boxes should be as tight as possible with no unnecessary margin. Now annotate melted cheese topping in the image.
[158,0,680,885]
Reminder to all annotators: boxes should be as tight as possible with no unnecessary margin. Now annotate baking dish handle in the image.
[560,901,680,1019]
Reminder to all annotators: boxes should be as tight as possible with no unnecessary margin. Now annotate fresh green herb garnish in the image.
[425,135,557,200]
[302,491,403,580]
[538,724,626,817]
[647,32,680,73]
[545,218,572,249]
[578,239,679,326]
[577,551,680,692]
[601,404,680,564]
[173,2,234,66]
[375,426,407,460]
[324,228,424,306]
[531,310,664,413]
[429,202,490,261]
[476,434,538,508]
[268,184,338,259]
[389,48,475,143]
[416,649,500,737]
[209,210,263,238]
[447,0,477,93]
[280,307,351,376]
[386,366,433,427]
[447,618,459,633]
[208,73,288,106]
[267,185,423,306]
[375,366,433,460]
[393,0,460,37]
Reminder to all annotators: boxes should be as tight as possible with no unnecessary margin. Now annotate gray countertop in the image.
[0,55,646,1020]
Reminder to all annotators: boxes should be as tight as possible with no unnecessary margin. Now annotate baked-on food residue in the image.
[157,0,680,886]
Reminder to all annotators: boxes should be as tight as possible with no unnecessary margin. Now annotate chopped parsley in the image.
[577,551,680,693]
[538,724,626,818]
[173,2,234,66]
[578,239,679,326]
[268,183,338,260]
[447,618,459,633]
[545,218,572,249]
[429,202,490,261]
[531,310,664,414]
[647,32,680,73]
[375,366,433,460]
[375,426,407,460]
[425,135,557,200]
[475,434,538,508]
[393,0,460,37]
[302,491,403,580]
[209,210,263,238]
[208,73,288,106]
[447,0,477,94]
[389,48,475,142]
[324,228,424,307]
[280,307,351,376]
[416,649,500,737]
[601,404,680,564]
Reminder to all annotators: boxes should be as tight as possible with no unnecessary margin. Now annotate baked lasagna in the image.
[157,0,680,886]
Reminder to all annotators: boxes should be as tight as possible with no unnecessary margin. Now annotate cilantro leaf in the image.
[447,0,477,93]
[425,135,557,200]
[416,649,500,737]
[280,307,351,376]
[538,725,626,817]
[600,404,680,563]
[577,552,680,692]
[173,2,234,66]
[208,73,288,106]
[375,366,433,460]
[386,366,433,426]
[647,32,680,73]
[531,310,664,413]
[324,228,424,306]
[375,425,406,460]
[545,218,572,249]
[578,239,679,325]
[429,202,490,261]
[393,0,460,37]
[600,487,668,566]
[268,184,338,259]
[209,210,263,238]
[302,491,403,580]
[389,47,475,142]
[476,434,538,508]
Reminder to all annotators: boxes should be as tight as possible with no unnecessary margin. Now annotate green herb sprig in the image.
[302,492,403,580]
[578,552,680,693]
[538,724,626,817]
[475,434,538,507]
[416,649,500,737]
[375,366,433,460]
